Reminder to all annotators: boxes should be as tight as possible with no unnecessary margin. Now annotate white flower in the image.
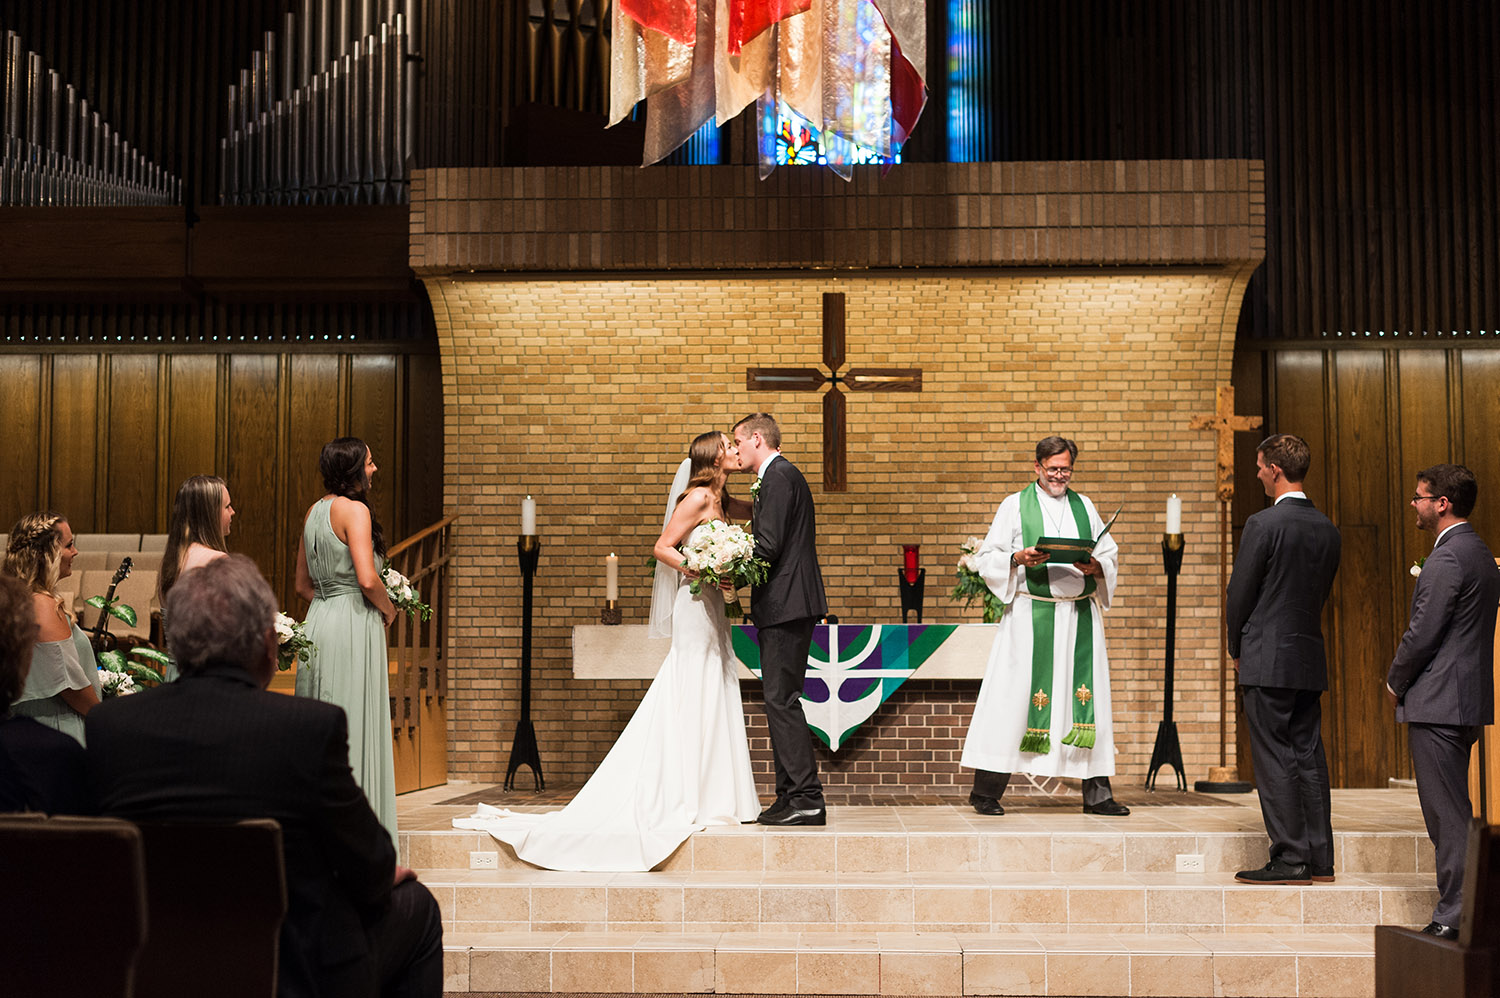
[274,612,295,643]
[958,553,976,571]
[1410,564,1422,578]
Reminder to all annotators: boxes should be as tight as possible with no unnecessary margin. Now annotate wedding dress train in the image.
[455,525,760,871]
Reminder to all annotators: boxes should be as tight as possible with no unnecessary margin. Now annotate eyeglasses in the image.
[1410,494,1442,504]
[1040,466,1074,479]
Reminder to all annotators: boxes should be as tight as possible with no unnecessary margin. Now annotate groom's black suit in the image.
[751,453,828,810]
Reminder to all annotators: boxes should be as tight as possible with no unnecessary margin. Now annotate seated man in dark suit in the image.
[0,573,92,815]
[87,555,442,998]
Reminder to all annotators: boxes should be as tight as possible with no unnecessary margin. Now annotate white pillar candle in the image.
[606,553,618,600]
[522,495,537,535]
[1165,494,1182,534]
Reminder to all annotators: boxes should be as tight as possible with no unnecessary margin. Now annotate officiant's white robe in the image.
[960,484,1119,779]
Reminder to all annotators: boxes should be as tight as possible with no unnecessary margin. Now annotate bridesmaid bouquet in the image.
[275,611,316,671]
[381,561,433,621]
[680,522,769,619]
[98,668,141,698]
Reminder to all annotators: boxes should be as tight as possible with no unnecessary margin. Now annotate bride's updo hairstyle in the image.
[677,430,728,503]
[320,436,386,557]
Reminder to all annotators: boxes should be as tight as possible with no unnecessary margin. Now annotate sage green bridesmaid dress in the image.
[294,497,397,844]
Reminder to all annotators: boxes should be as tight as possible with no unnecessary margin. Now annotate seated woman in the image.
[4,513,100,746]
[158,476,235,675]
[0,572,91,814]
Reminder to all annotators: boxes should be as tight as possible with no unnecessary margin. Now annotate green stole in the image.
[1017,483,1098,754]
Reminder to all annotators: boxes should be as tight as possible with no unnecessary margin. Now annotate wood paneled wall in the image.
[0,341,443,610]
[1232,343,1500,787]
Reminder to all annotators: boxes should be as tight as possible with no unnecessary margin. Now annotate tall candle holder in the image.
[1145,532,1187,791]
[504,533,544,791]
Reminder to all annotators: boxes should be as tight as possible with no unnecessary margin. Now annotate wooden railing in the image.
[386,513,459,793]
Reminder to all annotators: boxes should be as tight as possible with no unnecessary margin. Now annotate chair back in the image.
[0,815,147,998]
[138,533,168,553]
[132,818,287,998]
[74,533,143,552]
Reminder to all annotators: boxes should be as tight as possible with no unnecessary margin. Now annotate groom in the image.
[733,412,829,826]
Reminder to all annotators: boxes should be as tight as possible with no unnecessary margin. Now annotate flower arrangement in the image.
[1410,557,1425,578]
[680,521,769,619]
[275,611,316,671]
[749,479,763,500]
[381,561,433,621]
[950,536,1006,623]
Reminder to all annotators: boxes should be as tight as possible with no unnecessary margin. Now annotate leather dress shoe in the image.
[1082,798,1130,816]
[1235,860,1311,885]
[1421,921,1459,940]
[758,806,827,826]
[756,798,792,823]
[968,792,1004,816]
[1310,865,1335,883]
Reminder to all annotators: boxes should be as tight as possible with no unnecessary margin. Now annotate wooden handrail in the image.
[387,512,461,558]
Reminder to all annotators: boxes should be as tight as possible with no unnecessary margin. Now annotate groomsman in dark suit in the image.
[87,556,442,998]
[733,412,829,826]
[1386,463,1500,939]
[1227,434,1342,886]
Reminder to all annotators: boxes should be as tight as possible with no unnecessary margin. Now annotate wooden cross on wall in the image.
[1189,385,1262,502]
[745,292,922,491]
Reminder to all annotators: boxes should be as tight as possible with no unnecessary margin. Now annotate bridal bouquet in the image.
[950,536,1006,623]
[680,521,769,619]
[381,561,433,621]
[275,611,316,671]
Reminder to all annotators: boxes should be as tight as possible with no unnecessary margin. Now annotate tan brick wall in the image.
[427,268,1253,790]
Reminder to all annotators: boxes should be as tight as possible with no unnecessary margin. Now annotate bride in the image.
[455,430,761,871]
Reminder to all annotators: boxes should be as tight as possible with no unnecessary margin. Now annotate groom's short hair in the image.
[735,413,781,450]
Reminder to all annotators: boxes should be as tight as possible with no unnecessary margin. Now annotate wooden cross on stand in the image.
[1189,383,1261,784]
[1189,385,1262,502]
[745,292,922,491]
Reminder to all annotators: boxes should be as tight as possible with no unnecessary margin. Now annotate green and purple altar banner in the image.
[731,623,958,751]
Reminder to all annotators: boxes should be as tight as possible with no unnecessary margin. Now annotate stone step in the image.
[418,866,1436,936]
[403,823,1436,877]
[440,928,1376,997]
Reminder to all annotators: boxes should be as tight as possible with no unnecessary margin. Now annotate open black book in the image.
[1034,506,1122,564]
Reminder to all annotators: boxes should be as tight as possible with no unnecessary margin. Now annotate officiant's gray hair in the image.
[164,554,277,677]
[1036,436,1077,463]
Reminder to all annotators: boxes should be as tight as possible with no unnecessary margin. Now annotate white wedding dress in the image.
[454,522,760,871]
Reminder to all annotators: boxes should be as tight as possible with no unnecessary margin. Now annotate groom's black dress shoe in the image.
[1234,860,1311,885]
[968,792,1004,816]
[756,799,792,823]
[1420,921,1459,940]
[1082,798,1130,816]
[758,806,826,826]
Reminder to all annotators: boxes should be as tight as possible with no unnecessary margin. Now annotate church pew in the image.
[1374,820,1496,998]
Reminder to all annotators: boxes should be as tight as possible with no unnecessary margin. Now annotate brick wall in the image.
[425,267,1256,790]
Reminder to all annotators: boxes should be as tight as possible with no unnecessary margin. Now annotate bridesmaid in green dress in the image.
[294,437,399,844]
[4,513,101,745]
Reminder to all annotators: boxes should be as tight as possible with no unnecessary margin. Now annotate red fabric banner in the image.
[620,0,698,47]
[727,0,813,56]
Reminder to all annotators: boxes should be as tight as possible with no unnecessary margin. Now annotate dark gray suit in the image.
[1387,521,1500,926]
[1227,495,1341,869]
[751,454,828,809]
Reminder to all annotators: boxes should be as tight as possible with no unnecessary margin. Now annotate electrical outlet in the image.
[470,851,498,870]
[1175,853,1205,874]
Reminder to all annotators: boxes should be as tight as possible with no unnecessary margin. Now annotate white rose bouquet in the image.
[949,536,1006,623]
[381,561,433,621]
[679,521,770,619]
[98,668,140,698]
[275,611,316,671]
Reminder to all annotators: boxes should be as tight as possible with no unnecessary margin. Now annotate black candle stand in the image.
[504,534,545,791]
[1145,533,1187,791]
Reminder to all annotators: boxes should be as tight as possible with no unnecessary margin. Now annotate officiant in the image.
[960,436,1130,817]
